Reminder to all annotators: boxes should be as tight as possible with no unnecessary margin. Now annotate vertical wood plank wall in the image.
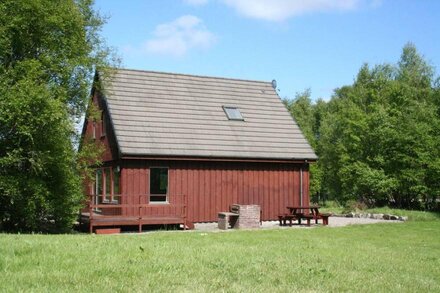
[121,160,310,223]
[84,94,115,162]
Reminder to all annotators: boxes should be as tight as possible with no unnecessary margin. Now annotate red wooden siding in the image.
[120,160,310,223]
[83,93,116,162]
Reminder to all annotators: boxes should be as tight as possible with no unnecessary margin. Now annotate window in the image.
[96,169,103,197]
[223,106,244,121]
[95,167,120,203]
[94,169,103,211]
[105,169,111,201]
[101,112,106,137]
[92,121,96,139]
[149,167,168,203]
[113,168,120,195]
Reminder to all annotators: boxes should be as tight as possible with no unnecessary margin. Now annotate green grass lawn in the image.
[1,221,439,292]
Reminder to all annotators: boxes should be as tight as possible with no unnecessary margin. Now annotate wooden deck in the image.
[82,194,188,233]
[81,212,186,231]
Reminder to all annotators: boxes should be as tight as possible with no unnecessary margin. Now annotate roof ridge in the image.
[112,67,272,85]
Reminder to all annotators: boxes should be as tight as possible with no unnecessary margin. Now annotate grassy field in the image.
[1,219,439,292]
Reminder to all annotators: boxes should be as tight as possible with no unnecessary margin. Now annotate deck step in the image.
[95,228,121,234]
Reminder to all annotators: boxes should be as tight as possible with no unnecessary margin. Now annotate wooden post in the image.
[89,194,93,234]
[138,194,142,233]
[183,194,187,230]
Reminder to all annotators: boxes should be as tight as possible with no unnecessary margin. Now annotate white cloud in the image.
[143,15,216,57]
[183,0,209,6]
[221,0,376,22]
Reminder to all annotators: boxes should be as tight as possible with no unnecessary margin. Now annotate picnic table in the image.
[278,206,330,226]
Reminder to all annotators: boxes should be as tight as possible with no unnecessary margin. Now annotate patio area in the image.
[193,216,403,232]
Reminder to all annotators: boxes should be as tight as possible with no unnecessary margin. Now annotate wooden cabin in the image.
[81,68,317,232]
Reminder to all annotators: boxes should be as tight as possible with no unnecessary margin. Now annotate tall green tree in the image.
[284,90,327,198]
[285,44,439,209]
[0,0,113,232]
[319,44,440,208]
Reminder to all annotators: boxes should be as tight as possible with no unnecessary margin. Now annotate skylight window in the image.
[223,106,244,121]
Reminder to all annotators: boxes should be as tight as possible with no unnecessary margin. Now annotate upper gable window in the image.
[101,112,106,137]
[223,106,244,121]
[92,121,96,139]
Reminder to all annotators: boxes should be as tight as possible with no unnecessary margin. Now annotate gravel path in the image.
[194,216,403,231]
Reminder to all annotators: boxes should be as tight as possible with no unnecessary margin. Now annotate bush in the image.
[342,200,368,214]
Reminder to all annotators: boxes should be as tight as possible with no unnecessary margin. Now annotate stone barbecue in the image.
[218,204,261,229]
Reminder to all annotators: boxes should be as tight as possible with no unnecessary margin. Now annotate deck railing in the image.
[86,194,187,233]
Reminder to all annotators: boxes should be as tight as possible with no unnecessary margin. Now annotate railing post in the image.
[89,194,93,234]
[184,193,188,230]
[138,194,142,233]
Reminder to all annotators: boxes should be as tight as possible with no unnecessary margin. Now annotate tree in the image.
[318,44,440,208]
[285,44,439,209]
[0,0,114,232]
[283,90,327,199]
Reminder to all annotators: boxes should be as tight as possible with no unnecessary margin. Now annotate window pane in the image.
[150,195,167,202]
[223,106,243,120]
[96,169,102,195]
[92,121,96,139]
[113,168,120,195]
[229,109,240,119]
[96,169,103,204]
[105,168,111,201]
[150,168,168,201]
[101,112,106,136]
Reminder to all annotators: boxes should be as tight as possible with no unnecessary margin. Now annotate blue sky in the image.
[94,0,440,100]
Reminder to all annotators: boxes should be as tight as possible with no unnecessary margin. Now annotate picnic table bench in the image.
[279,206,331,226]
[278,213,300,226]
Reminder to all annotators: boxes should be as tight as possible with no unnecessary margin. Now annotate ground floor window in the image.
[94,167,120,203]
[150,167,168,203]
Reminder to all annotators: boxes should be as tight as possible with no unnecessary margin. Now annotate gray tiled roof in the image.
[102,68,317,160]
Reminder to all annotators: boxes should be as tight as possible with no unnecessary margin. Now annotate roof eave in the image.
[120,153,317,164]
